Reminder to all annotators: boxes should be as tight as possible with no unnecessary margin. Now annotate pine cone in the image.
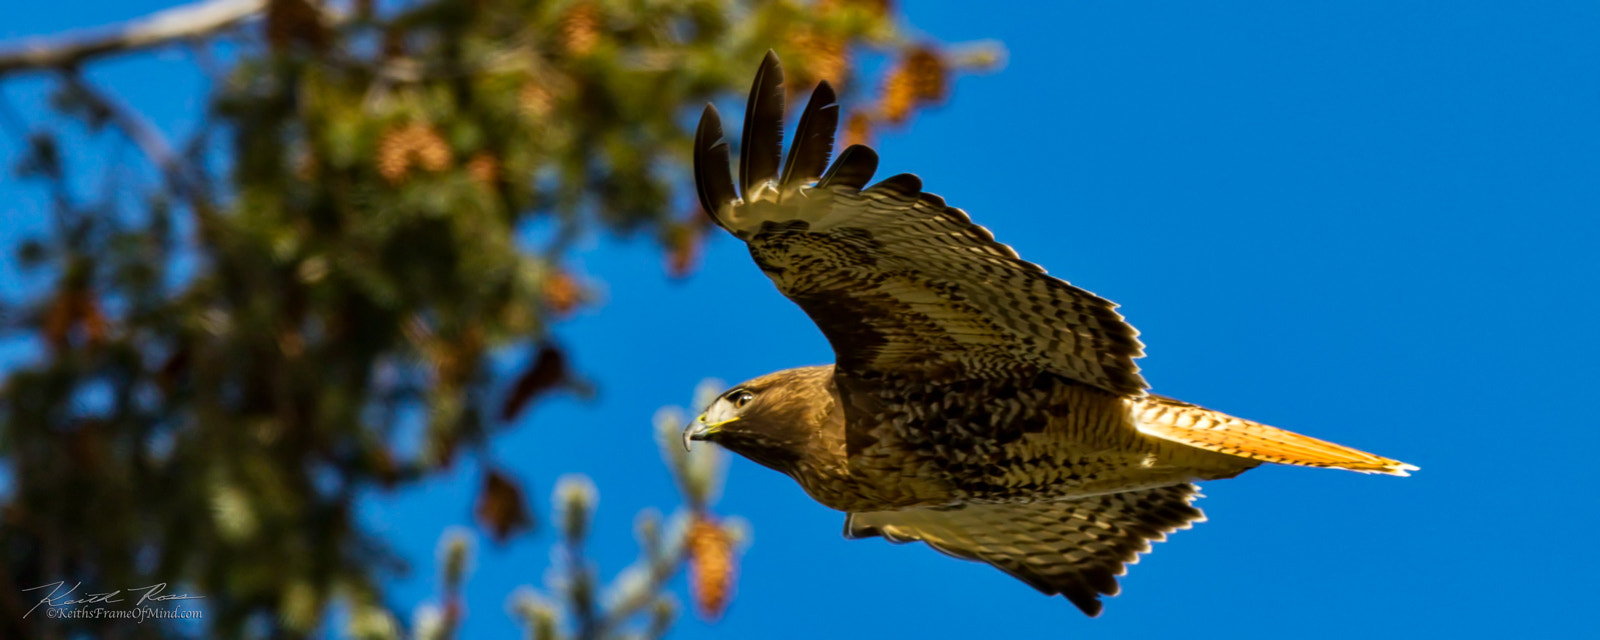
[540,269,585,317]
[842,111,873,148]
[879,46,948,125]
[559,3,603,56]
[519,81,555,119]
[411,124,453,173]
[376,123,453,184]
[789,30,848,89]
[903,46,949,104]
[879,65,916,125]
[466,153,500,188]
[664,221,702,279]
[376,125,413,183]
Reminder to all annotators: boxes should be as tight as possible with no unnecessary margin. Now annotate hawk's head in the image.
[682,365,839,475]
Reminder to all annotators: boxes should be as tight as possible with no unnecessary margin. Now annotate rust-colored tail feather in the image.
[1133,395,1417,476]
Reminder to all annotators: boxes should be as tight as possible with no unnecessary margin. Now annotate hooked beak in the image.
[682,415,738,451]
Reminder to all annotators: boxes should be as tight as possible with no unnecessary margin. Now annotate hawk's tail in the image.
[1132,395,1417,476]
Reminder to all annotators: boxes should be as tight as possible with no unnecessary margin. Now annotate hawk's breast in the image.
[818,373,1220,510]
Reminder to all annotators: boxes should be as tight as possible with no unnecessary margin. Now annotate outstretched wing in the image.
[844,484,1206,617]
[694,52,1145,394]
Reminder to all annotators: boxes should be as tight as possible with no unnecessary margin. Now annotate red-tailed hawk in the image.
[682,52,1415,616]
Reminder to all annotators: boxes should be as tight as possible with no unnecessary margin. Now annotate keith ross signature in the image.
[21,581,204,618]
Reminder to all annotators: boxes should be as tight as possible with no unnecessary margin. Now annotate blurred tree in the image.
[401,381,745,640]
[0,0,999,637]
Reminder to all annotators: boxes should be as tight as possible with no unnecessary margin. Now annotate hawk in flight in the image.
[683,52,1415,616]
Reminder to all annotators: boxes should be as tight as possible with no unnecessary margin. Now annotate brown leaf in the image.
[687,515,736,621]
[42,289,109,352]
[42,291,73,351]
[788,30,849,91]
[499,344,568,423]
[842,111,874,149]
[878,46,949,125]
[376,123,453,185]
[442,596,464,632]
[466,153,501,188]
[558,2,603,56]
[519,81,555,120]
[380,24,407,59]
[157,344,191,392]
[80,295,108,347]
[903,46,950,105]
[68,421,107,468]
[540,269,586,317]
[371,447,399,489]
[412,125,452,173]
[475,468,535,544]
[435,325,485,389]
[265,0,330,53]
[664,221,702,279]
[375,125,414,184]
[277,328,305,359]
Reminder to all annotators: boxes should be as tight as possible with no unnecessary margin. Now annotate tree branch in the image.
[58,71,213,209]
[0,0,266,75]
[593,543,689,639]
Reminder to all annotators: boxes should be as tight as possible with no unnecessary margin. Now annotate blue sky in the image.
[4,1,1599,638]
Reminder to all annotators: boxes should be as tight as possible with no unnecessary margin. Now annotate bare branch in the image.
[594,539,690,638]
[0,0,266,75]
[58,71,212,207]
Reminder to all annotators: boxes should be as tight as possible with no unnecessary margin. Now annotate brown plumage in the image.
[684,52,1416,617]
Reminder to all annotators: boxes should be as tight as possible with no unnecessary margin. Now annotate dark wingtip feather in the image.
[866,173,923,198]
[739,50,786,198]
[1063,590,1105,618]
[780,80,840,190]
[693,103,737,226]
[818,144,879,190]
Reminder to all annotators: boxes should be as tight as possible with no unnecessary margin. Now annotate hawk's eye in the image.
[730,390,754,408]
